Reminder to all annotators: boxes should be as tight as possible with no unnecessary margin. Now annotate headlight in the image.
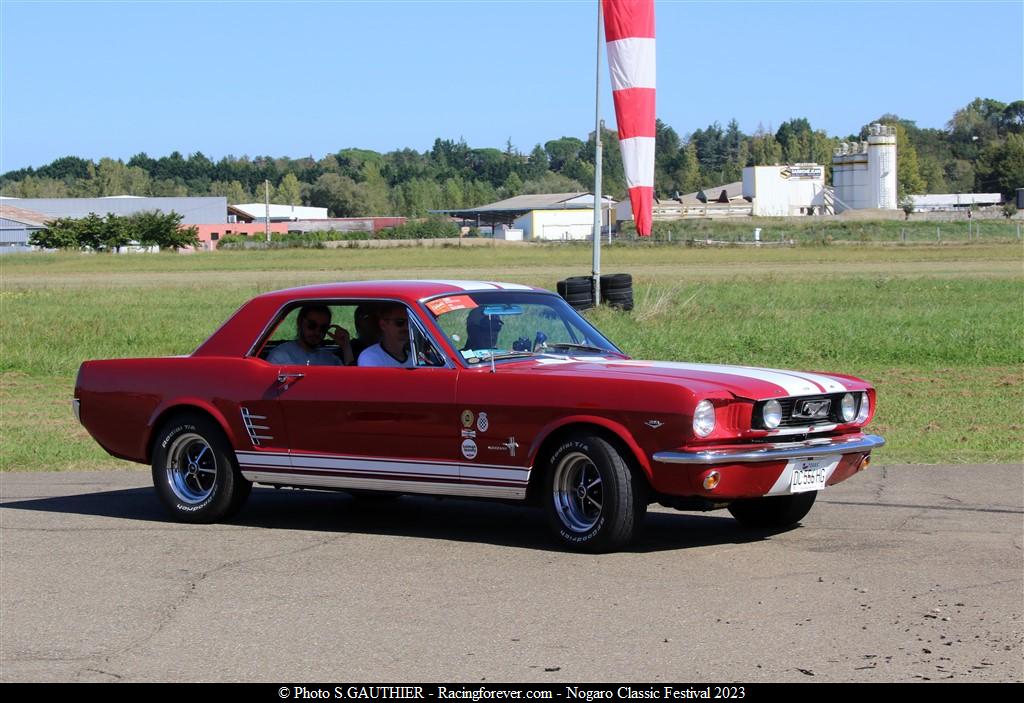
[763,399,782,429]
[840,393,857,422]
[855,392,870,423]
[693,400,716,437]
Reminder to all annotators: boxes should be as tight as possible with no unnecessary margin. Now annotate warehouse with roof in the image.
[435,192,615,241]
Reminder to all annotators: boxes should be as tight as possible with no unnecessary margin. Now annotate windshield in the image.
[424,291,623,364]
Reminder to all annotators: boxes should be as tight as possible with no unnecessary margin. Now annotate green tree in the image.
[544,137,584,172]
[308,173,363,216]
[8,175,69,197]
[525,144,549,180]
[748,123,782,166]
[274,173,303,205]
[892,122,926,198]
[677,142,702,193]
[501,171,523,197]
[129,210,197,250]
[359,163,392,214]
[977,133,1024,198]
[520,172,585,194]
[209,180,249,204]
[29,217,79,249]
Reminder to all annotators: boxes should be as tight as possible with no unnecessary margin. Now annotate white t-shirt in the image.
[357,343,414,368]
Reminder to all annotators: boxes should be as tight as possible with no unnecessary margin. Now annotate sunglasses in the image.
[303,320,330,333]
[382,318,408,328]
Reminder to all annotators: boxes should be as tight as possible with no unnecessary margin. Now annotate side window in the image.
[257,303,360,364]
[410,320,445,367]
[255,300,448,368]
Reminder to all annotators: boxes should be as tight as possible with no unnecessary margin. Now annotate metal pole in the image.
[591,0,603,307]
[264,180,271,243]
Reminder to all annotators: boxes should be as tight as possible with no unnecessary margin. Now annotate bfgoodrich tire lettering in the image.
[727,491,817,528]
[151,412,251,523]
[543,433,646,552]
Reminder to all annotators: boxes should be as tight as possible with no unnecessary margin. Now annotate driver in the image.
[267,304,354,366]
[463,306,503,350]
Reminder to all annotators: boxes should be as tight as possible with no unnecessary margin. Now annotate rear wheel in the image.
[151,412,251,523]
[543,433,646,552]
[727,491,817,528]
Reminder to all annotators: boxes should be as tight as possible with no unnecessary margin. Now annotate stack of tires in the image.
[556,273,633,312]
[600,273,633,311]
[557,276,595,311]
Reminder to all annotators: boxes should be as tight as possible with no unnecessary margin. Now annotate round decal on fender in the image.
[461,410,474,428]
[461,439,478,460]
[477,412,489,433]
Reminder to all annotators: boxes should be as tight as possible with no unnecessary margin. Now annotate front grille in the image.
[753,393,859,430]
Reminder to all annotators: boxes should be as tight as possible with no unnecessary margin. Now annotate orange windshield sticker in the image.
[426,295,478,315]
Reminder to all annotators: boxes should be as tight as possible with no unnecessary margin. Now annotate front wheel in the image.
[543,433,646,552]
[151,412,251,523]
[727,491,817,528]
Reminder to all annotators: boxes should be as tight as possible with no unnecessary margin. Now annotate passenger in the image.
[357,303,415,368]
[463,306,503,351]
[267,304,354,366]
[350,303,381,362]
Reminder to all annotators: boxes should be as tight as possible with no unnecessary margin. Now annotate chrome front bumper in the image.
[652,433,886,465]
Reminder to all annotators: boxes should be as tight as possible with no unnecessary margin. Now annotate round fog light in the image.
[703,471,721,490]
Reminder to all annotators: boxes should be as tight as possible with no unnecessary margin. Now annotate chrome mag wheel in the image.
[165,432,218,504]
[552,451,604,533]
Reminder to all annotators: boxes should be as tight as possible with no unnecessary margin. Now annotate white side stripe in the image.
[240,471,527,500]
[235,451,530,485]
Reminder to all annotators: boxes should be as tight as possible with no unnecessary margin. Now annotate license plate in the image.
[790,458,833,493]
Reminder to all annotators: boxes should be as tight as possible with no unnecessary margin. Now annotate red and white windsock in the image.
[603,0,655,236]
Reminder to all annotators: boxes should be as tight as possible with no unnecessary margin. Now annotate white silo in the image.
[833,144,846,210]
[867,123,897,209]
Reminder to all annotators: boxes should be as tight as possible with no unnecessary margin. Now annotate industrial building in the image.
[0,204,50,254]
[832,123,898,211]
[230,203,328,222]
[437,193,615,241]
[906,193,1002,212]
[0,195,228,223]
[743,165,828,216]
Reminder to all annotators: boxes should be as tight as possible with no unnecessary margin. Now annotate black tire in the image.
[727,491,817,528]
[600,273,632,291]
[151,412,251,523]
[558,277,593,297]
[542,433,646,552]
[604,291,634,311]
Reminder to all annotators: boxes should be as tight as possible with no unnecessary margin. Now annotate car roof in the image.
[253,279,547,304]
[193,280,551,357]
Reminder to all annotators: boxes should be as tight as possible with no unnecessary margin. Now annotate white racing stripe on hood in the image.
[611,360,846,397]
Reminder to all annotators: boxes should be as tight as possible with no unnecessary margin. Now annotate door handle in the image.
[277,372,305,384]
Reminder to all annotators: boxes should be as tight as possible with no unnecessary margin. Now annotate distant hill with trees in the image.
[2,97,1020,217]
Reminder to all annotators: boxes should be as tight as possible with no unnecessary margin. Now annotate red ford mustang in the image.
[74,280,884,551]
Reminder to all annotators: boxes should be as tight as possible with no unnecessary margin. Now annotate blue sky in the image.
[1,0,1021,171]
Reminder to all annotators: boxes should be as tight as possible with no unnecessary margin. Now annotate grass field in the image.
[2,241,1022,471]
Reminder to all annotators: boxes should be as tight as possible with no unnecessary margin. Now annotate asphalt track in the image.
[1,464,1021,683]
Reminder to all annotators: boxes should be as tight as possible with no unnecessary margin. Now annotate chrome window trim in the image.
[246,296,455,369]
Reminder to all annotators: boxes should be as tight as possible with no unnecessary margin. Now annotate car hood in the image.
[522,356,867,399]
